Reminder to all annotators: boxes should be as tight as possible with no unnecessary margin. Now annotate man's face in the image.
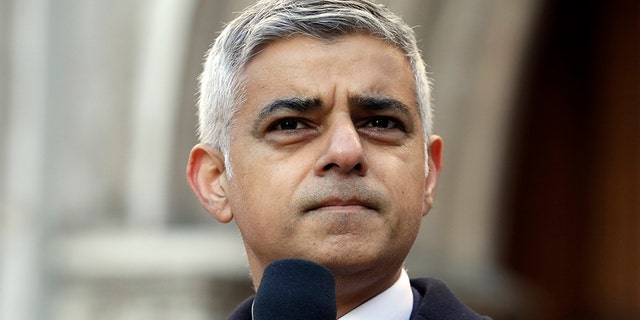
[220,35,438,278]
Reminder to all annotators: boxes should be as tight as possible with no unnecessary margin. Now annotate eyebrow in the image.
[253,95,415,129]
[256,97,322,124]
[349,95,414,119]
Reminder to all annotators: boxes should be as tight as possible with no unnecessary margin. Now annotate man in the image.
[187,0,488,319]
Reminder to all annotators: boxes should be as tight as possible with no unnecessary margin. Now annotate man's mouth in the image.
[304,198,377,213]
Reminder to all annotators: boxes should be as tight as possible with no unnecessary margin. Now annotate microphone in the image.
[253,258,337,320]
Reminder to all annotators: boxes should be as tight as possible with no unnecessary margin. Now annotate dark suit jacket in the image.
[227,277,489,319]
[409,278,489,319]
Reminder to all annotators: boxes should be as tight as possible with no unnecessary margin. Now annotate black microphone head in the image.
[253,258,337,320]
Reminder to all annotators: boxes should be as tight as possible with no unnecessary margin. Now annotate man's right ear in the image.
[186,143,232,223]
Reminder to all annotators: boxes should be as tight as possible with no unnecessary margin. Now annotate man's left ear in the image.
[423,135,443,216]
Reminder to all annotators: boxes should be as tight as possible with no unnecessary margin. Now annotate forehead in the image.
[240,34,417,108]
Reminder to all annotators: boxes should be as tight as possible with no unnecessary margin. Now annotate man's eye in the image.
[365,117,402,129]
[269,119,306,131]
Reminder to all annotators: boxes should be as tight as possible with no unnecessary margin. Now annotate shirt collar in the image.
[338,269,413,320]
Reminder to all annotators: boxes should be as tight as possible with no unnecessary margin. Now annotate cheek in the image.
[226,158,303,222]
[379,159,426,213]
[227,162,306,252]
[227,178,279,247]
[376,144,426,187]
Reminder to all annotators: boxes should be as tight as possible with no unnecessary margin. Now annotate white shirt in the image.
[338,269,413,320]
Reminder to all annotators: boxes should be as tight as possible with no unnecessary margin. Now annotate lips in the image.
[304,197,378,213]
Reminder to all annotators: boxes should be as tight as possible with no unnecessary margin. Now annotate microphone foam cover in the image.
[253,259,337,320]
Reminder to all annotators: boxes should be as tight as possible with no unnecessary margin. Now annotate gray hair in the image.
[197,0,433,177]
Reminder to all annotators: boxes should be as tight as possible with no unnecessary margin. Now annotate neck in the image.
[333,267,402,317]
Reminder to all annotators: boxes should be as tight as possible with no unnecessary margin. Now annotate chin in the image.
[309,246,395,277]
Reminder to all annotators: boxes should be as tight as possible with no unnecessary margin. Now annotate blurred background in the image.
[1,0,638,319]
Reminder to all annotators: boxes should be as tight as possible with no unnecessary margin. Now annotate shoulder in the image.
[410,277,491,320]
[227,296,254,320]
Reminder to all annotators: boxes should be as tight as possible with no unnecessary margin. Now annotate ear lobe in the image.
[186,143,233,223]
[422,135,443,216]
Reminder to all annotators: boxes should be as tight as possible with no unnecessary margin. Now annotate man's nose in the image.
[314,117,369,176]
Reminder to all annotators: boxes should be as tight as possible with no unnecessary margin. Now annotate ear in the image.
[422,135,443,216]
[186,143,233,223]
